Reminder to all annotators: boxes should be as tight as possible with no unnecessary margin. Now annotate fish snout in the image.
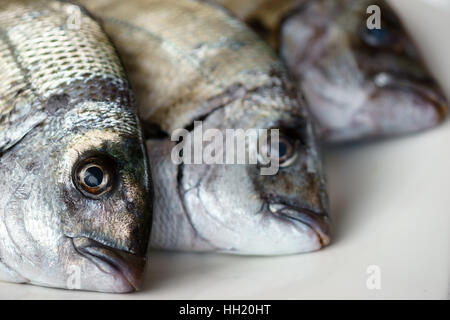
[72,237,146,293]
[373,72,449,124]
[268,203,331,249]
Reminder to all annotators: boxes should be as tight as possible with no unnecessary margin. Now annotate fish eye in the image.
[277,135,298,167]
[257,131,299,169]
[361,26,393,47]
[258,133,298,168]
[73,156,115,199]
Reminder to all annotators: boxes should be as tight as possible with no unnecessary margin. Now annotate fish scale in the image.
[0,1,127,102]
[79,0,290,133]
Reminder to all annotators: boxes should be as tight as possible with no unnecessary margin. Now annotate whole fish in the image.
[79,0,331,255]
[0,0,152,292]
[218,0,449,142]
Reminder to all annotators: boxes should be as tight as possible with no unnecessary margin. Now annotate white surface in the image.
[0,0,449,299]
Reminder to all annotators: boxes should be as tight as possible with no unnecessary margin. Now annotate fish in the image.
[78,0,331,255]
[0,0,152,292]
[217,0,449,142]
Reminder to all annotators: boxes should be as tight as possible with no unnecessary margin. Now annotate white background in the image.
[0,0,449,299]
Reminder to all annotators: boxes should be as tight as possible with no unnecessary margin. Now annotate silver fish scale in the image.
[60,101,140,138]
[9,7,125,96]
[0,36,28,117]
[0,0,138,152]
[0,0,130,108]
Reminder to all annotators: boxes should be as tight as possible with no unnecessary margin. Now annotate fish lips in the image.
[72,237,146,293]
[373,72,448,116]
[268,203,331,249]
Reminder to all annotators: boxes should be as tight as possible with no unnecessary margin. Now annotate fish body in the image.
[79,0,331,255]
[0,0,152,292]
[218,0,449,142]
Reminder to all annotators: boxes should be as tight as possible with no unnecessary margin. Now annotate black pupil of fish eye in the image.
[278,141,289,159]
[83,166,104,188]
[365,27,389,45]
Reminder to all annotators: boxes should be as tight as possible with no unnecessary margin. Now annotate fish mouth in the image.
[268,203,331,248]
[373,72,449,120]
[72,237,146,293]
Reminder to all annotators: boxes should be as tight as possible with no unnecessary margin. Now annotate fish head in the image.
[175,79,330,255]
[0,1,151,293]
[0,101,153,293]
[280,0,448,142]
[54,102,152,292]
